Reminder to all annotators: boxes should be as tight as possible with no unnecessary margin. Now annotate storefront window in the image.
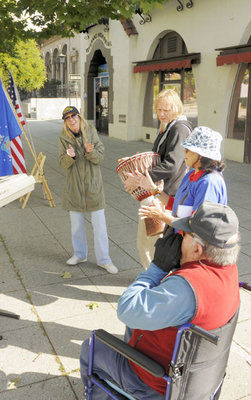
[153,72,160,119]
[183,70,198,127]
[101,76,109,87]
[161,71,182,95]
[152,70,198,127]
[228,67,249,140]
[98,63,108,77]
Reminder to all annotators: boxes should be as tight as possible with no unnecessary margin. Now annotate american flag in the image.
[7,72,26,174]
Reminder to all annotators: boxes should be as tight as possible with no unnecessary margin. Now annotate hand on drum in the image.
[139,198,165,221]
[123,172,140,193]
[118,157,129,164]
[123,170,153,192]
[137,170,164,193]
[118,152,140,164]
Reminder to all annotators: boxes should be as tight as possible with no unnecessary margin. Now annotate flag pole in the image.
[10,70,37,159]
[1,78,56,208]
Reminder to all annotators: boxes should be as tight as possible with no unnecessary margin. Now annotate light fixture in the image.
[59,53,66,63]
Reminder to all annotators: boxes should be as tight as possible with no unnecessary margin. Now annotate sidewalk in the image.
[0,119,250,400]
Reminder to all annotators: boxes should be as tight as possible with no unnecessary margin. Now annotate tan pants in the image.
[137,198,163,270]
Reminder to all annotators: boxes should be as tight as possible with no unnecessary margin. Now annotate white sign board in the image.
[69,74,81,81]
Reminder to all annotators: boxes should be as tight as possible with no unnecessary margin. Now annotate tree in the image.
[0,39,47,91]
[0,0,36,53]
[0,0,166,52]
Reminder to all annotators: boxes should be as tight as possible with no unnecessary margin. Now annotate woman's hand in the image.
[139,200,174,225]
[135,170,164,193]
[66,144,75,158]
[139,199,164,220]
[118,157,129,164]
[84,143,94,153]
[123,172,139,193]
[125,170,164,194]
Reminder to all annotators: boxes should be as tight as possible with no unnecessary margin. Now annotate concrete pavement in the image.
[0,119,250,400]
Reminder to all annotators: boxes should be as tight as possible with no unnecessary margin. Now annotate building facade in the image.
[39,0,251,162]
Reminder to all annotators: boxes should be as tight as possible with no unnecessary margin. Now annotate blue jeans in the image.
[69,209,111,265]
[80,338,165,400]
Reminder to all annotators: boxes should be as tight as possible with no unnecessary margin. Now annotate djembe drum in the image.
[116,152,165,236]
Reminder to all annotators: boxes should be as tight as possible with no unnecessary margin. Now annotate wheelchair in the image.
[85,282,250,400]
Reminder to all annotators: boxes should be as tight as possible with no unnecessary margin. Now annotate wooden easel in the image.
[1,80,56,209]
[19,152,55,209]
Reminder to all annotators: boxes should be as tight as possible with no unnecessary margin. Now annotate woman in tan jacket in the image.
[58,106,118,274]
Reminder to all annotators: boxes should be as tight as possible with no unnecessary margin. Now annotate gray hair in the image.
[202,237,240,266]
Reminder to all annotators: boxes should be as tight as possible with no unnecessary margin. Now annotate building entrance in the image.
[94,67,109,134]
[228,63,251,162]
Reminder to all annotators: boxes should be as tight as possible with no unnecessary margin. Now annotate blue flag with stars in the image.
[0,78,22,176]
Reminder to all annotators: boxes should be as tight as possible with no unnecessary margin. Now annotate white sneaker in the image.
[98,262,118,274]
[66,255,87,265]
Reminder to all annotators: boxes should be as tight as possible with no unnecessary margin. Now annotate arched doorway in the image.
[87,50,109,134]
[45,52,52,80]
[142,31,199,129]
[85,40,113,135]
[52,48,59,80]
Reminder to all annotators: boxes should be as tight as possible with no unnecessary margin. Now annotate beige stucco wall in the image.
[107,0,251,161]
[22,97,81,120]
[224,139,245,163]
[40,0,250,162]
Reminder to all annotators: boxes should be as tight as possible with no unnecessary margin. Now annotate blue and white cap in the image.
[182,126,222,161]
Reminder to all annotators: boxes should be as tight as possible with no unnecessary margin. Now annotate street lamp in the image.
[59,53,66,97]
[59,53,65,64]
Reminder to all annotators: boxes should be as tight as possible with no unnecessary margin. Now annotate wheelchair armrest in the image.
[190,324,219,345]
[95,329,166,378]
[239,282,251,291]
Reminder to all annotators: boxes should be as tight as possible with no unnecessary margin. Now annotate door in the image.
[244,64,251,163]
[99,88,109,134]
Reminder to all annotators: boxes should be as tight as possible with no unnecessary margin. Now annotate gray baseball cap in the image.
[172,201,239,248]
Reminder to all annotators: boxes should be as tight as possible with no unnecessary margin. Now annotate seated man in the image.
[80,201,240,400]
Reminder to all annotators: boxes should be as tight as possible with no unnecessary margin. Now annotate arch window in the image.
[218,40,251,162]
[142,31,199,128]
[228,66,249,140]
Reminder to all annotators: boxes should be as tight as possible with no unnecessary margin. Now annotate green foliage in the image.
[0,39,46,91]
[0,0,35,53]
[1,0,169,46]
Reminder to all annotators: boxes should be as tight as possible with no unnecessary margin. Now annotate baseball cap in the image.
[62,106,80,119]
[172,201,239,248]
[182,126,222,161]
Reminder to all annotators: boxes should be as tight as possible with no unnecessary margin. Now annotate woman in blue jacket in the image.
[138,126,227,233]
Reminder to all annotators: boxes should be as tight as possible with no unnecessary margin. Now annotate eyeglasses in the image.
[64,113,78,120]
[189,233,206,247]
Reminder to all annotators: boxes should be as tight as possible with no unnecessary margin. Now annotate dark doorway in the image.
[87,50,109,135]
[99,87,109,134]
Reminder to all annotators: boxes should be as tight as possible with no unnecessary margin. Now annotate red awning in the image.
[216,44,251,66]
[134,59,191,73]
[133,53,200,73]
[133,59,191,73]
[217,51,251,66]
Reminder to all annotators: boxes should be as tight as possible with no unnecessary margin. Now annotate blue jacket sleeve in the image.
[117,263,196,330]
[191,174,227,211]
